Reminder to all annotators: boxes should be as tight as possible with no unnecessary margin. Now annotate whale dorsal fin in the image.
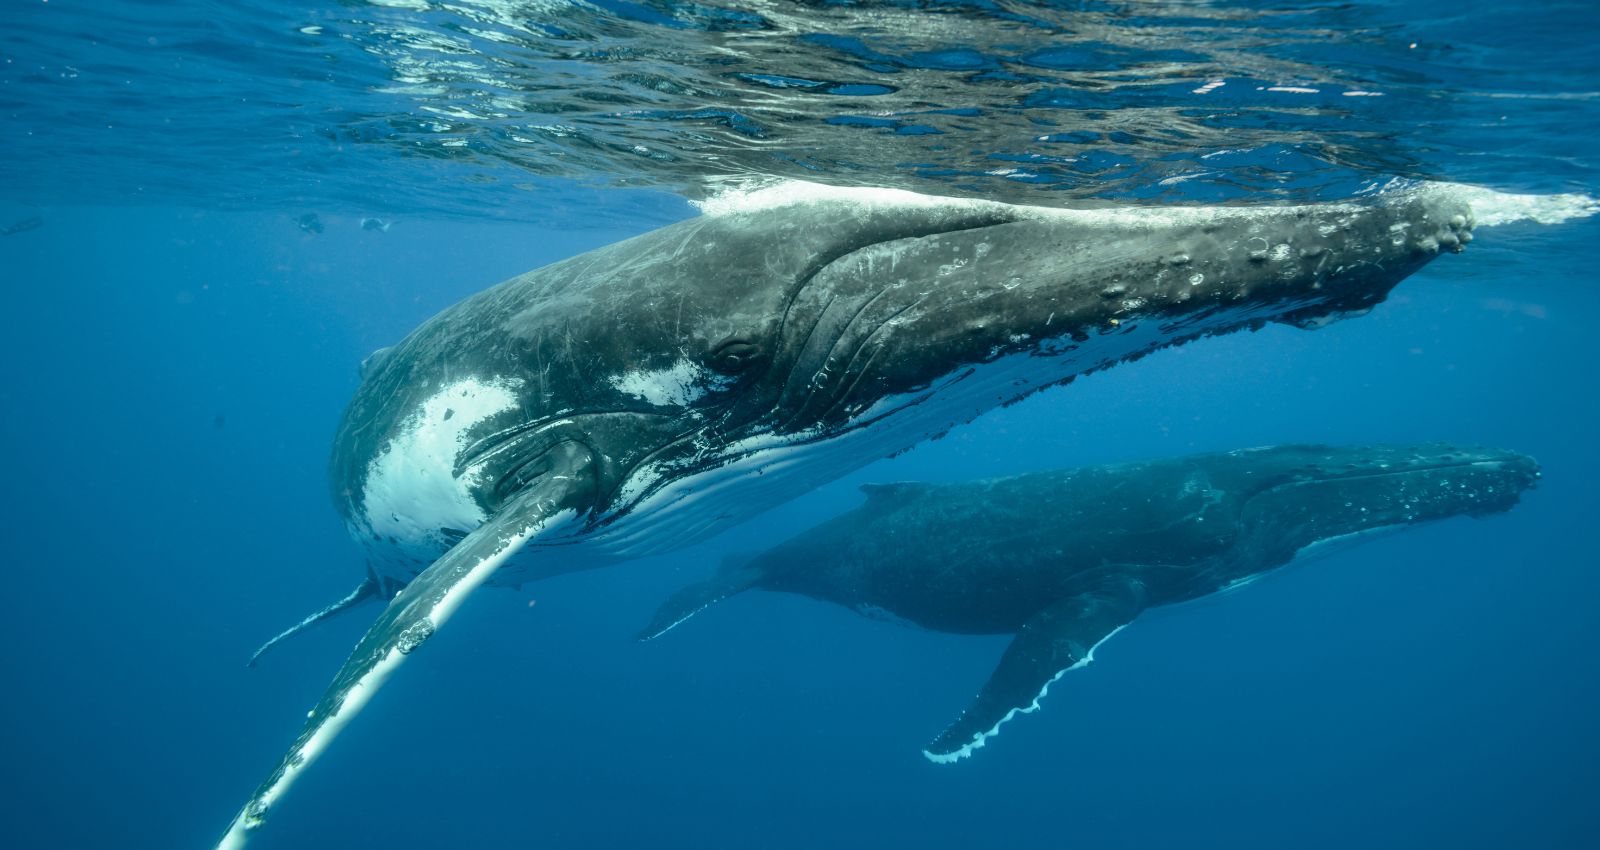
[923,573,1148,764]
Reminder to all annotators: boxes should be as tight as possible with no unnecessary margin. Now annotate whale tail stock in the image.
[636,552,764,641]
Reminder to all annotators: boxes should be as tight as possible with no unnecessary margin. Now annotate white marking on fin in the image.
[1289,523,1406,563]
[247,579,378,667]
[641,602,714,641]
[212,508,576,850]
[923,625,1128,765]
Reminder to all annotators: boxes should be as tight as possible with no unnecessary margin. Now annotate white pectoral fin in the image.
[213,480,583,850]
[923,574,1147,764]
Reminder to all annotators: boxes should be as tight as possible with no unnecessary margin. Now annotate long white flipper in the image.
[214,469,586,850]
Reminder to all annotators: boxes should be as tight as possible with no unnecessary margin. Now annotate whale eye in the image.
[709,338,764,375]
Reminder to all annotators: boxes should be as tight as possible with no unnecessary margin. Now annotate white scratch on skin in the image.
[610,359,721,406]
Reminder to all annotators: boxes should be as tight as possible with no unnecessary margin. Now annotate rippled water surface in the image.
[5,0,1597,224]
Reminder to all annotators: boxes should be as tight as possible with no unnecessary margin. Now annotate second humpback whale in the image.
[215,179,1581,847]
[640,444,1540,762]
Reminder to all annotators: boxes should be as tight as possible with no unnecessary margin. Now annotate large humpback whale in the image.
[215,180,1576,847]
[640,443,1540,762]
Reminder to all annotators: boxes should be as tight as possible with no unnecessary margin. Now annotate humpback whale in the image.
[216,180,1567,847]
[639,444,1540,762]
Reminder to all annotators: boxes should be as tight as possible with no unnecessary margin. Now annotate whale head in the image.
[1222,443,1540,565]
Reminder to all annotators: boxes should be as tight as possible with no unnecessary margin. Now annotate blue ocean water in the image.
[2,2,1598,849]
